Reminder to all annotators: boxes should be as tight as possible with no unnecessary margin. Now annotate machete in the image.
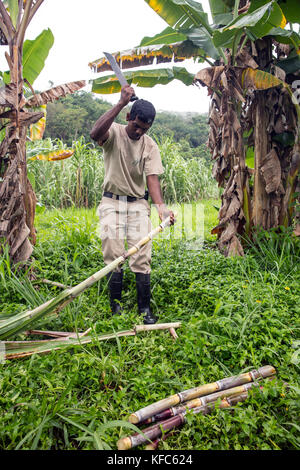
[104,52,138,102]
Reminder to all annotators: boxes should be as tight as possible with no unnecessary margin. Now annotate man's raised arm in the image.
[90,85,135,144]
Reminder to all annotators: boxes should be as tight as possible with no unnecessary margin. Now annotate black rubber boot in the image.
[107,270,123,315]
[135,273,158,325]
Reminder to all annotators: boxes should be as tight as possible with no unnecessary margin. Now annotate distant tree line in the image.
[43,91,210,162]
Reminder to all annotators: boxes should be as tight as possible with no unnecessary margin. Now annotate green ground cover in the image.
[0,201,299,450]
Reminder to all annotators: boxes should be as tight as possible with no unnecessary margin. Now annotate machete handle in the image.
[130,95,139,102]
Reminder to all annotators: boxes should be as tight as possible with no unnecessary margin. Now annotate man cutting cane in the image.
[90,85,175,324]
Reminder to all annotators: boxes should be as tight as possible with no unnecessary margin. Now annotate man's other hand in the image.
[158,205,175,225]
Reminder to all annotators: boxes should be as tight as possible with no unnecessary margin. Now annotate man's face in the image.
[126,114,152,140]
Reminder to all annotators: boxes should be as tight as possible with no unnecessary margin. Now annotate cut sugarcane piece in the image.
[129,365,276,424]
[119,392,253,450]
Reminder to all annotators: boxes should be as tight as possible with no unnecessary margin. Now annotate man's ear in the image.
[126,113,131,122]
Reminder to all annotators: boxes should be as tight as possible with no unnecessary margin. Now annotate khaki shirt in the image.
[102,122,164,198]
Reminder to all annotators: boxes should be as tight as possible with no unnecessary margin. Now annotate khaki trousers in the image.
[98,196,152,274]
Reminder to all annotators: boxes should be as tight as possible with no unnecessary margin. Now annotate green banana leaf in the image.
[278,0,300,23]
[183,26,220,59]
[6,0,19,28]
[246,146,255,169]
[91,67,195,94]
[213,0,287,49]
[241,67,286,90]
[23,28,54,85]
[273,132,295,147]
[277,54,300,74]
[140,26,187,46]
[143,0,212,34]
[208,0,234,26]
[268,27,300,51]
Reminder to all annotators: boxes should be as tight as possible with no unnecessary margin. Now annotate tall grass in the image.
[158,137,219,202]
[27,137,105,209]
[27,135,219,209]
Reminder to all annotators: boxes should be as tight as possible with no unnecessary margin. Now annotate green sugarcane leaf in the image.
[140,26,187,46]
[23,29,54,85]
[91,67,194,94]
[57,414,94,436]
[96,420,152,443]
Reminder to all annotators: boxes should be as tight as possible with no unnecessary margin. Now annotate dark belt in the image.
[103,191,149,202]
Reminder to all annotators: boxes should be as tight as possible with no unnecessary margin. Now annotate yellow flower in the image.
[242,285,247,288]
[256,300,261,303]
[284,286,290,291]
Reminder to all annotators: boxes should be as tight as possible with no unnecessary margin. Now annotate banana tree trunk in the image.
[0,41,37,264]
[252,92,271,228]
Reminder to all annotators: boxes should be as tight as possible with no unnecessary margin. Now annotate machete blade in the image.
[104,52,138,102]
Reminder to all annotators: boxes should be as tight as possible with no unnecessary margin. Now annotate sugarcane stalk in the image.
[3,322,181,360]
[0,214,176,340]
[138,380,267,425]
[169,327,178,340]
[129,365,276,424]
[25,329,77,338]
[118,391,252,450]
[39,279,71,289]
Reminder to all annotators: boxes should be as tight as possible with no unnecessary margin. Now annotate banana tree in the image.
[0,1,86,265]
[89,0,300,255]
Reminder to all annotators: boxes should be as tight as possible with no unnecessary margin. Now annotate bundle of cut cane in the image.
[117,365,276,450]
[0,214,175,340]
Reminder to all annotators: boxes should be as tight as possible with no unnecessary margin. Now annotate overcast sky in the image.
[17,0,212,113]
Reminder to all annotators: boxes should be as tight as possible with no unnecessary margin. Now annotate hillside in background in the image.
[44,91,210,161]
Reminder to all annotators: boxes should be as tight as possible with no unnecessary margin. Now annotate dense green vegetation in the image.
[1,0,299,453]
[27,135,219,209]
[0,205,299,450]
[1,87,299,453]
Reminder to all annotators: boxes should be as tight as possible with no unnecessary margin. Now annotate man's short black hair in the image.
[129,99,156,125]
